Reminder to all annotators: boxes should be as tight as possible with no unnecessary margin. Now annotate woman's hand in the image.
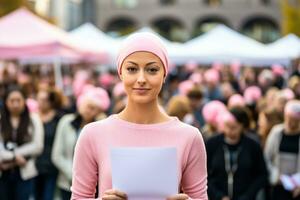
[293,187,300,198]
[0,161,16,171]
[15,154,27,167]
[166,193,190,200]
[102,189,127,200]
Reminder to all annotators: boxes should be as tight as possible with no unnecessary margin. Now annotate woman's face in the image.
[6,91,25,116]
[78,99,101,122]
[37,91,51,112]
[285,114,300,133]
[223,119,243,141]
[120,51,165,105]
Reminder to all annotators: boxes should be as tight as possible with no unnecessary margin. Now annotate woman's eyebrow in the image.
[146,62,158,66]
[126,61,138,65]
[126,61,158,66]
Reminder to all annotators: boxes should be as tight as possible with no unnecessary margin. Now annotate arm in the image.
[51,116,73,181]
[239,142,268,200]
[264,125,281,185]
[14,114,44,157]
[71,125,98,200]
[181,131,208,200]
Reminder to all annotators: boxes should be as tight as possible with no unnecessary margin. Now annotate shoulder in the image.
[242,135,262,150]
[268,124,284,139]
[58,113,77,124]
[206,134,223,146]
[80,116,114,137]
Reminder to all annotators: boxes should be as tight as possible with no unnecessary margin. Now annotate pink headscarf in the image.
[228,94,246,108]
[204,69,220,84]
[189,72,203,84]
[217,109,237,132]
[178,80,194,95]
[26,98,39,113]
[284,100,300,119]
[77,86,110,111]
[117,32,169,76]
[113,82,126,98]
[272,64,285,76]
[202,101,227,125]
[244,86,262,104]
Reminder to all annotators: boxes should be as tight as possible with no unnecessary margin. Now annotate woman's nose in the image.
[137,71,146,84]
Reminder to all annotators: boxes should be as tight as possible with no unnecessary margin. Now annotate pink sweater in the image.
[71,114,208,200]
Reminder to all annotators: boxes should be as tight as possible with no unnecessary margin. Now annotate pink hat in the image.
[228,94,246,108]
[117,32,169,76]
[217,109,237,132]
[189,72,202,84]
[202,101,227,125]
[204,69,220,84]
[26,98,39,113]
[178,80,194,95]
[284,100,300,118]
[113,82,126,98]
[98,73,114,89]
[230,60,241,75]
[73,70,89,97]
[272,64,285,76]
[282,88,295,100]
[244,86,262,104]
[212,62,224,71]
[77,86,110,111]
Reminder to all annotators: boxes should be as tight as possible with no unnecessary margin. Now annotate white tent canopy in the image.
[180,25,290,66]
[266,34,300,59]
[70,23,121,65]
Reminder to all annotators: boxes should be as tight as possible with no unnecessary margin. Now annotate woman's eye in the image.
[127,67,138,73]
[147,67,159,74]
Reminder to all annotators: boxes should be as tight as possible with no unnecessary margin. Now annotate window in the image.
[160,0,176,6]
[204,0,222,6]
[113,0,138,9]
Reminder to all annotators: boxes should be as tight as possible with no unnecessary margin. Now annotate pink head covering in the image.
[284,100,300,119]
[73,70,89,97]
[185,60,198,72]
[244,86,262,104]
[98,73,114,89]
[189,72,203,84]
[282,88,295,100]
[272,64,285,76]
[178,80,194,95]
[26,98,39,113]
[77,86,110,111]
[202,101,227,125]
[212,62,223,71]
[228,94,246,108]
[117,32,169,76]
[113,82,126,98]
[217,109,237,132]
[230,60,241,75]
[204,69,220,84]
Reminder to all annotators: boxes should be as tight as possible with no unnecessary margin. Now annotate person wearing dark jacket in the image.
[206,106,268,200]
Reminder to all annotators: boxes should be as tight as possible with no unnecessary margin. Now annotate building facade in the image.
[96,0,281,42]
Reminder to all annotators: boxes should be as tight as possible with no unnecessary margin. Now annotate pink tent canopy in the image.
[0,8,108,63]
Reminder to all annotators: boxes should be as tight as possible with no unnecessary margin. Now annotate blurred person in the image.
[271,64,285,89]
[71,32,208,200]
[204,69,222,101]
[239,67,257,92]
[258,69,275,94]
[34,87,64,200]
[258,106,282,147]
[166,95,191,122]
[265,100,300,200]
[228,94,246,109]
[52,86,110,200]
[187,87,205,129]
[243,86,262,128]
[202,100,227,141]
[0,86,44,200]
[206,107,268,200]
[220,82,236,105]
[288,76,300,99]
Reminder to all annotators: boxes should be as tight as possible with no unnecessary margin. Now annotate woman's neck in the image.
[118,100,170,124]
[39,109,56,123]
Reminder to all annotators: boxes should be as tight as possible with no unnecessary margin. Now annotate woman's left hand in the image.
[166,193,190,200]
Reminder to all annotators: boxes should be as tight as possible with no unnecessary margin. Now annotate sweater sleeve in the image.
[181,131,208,200]
[71,125,98,200]
[14,113,44,158]
[264,125,282,185]
[52,116,73,181]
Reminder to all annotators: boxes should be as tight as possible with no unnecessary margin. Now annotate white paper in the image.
[280,173,300,191]
[110,147,178,200]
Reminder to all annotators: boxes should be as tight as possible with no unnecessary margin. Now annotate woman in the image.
[0,86,44,200]
[34,87,64,200]
[265,100,300,200]
[206,107,268,200]
[52,86,109,200]
[71,32,208,200]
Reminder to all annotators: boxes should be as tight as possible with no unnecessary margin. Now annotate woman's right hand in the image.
[15,154,27,167]
[102,189,128,200]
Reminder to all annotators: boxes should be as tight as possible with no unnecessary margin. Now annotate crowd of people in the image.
[1,53,300,200]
